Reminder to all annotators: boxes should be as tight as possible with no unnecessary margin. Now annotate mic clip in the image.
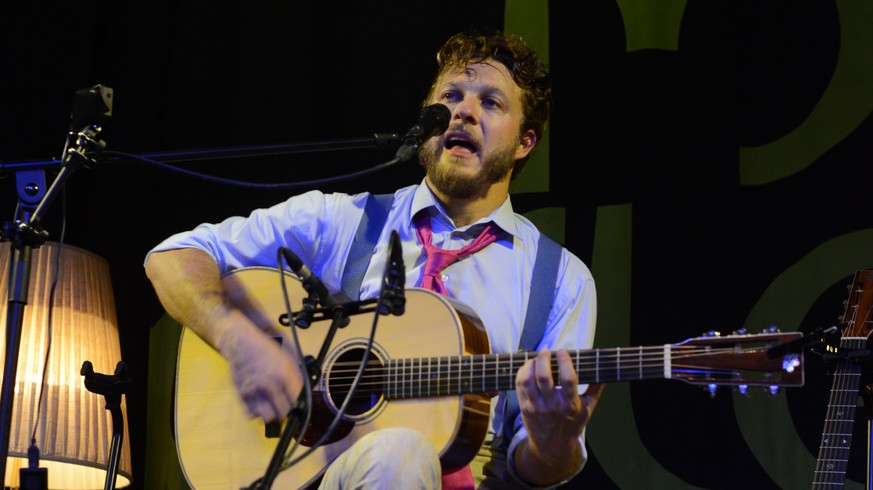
[378,230,406,316]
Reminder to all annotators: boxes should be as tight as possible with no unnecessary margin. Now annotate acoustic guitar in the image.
[174,266,805,489]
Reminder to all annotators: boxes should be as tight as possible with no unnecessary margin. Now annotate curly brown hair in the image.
[424,30,552,178]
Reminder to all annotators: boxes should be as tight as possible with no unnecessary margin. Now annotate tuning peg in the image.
[764,325,779,334]
[707,383,718,398]
[732,328,748,336]
[768,386,780,396]
[736,384,749,396]
[703,330,721,338]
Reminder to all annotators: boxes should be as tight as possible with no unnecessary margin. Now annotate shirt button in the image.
[441,274,449,282]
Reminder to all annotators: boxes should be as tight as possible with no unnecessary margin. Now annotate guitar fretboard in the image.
[382,347,671,399]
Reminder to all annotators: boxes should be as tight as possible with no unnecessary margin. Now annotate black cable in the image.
[28,186,67,463]
[98,150,403,190]
[277,263,387,474]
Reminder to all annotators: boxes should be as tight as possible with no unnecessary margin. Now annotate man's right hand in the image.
[219,315,302,422]
[145,247,304,423]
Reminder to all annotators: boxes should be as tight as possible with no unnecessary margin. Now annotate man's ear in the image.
[515,129,538,160]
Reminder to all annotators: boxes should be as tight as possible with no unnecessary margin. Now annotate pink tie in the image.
[415,213,497,489]
[415,214,498,296]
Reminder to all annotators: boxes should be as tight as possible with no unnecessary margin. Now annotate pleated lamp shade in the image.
[0,241,132,489]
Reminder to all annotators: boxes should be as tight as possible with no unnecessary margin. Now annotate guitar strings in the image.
[313,344,782,394]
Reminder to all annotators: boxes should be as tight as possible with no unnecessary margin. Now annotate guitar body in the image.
[175,267,491,490]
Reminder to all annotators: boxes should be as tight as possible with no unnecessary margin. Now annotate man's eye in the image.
[442,91,459,101]
[483,98,501,109]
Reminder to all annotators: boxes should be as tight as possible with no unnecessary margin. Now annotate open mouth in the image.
[443,131,479,156]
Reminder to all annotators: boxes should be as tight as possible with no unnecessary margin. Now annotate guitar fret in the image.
[406,358,411,398]
[449,356,456,394]
[459,354,467,393]
[411,358,417,398]
[403,359,415,398]
[664,345,671,379]
[594,349,599,383]
[494,357,500,390]
[407,358,413,398]
[436,356,441,396]
[437,356,443,396]
[393,359,399,399]
[481,354,486,393]
[506,353,513,391]
[616,347,621,382]
[574,350,579,383]
[467,354,472,393]
[454,356,460,394]
[497,352,515,387]
[447,356,452,394]
[638,346,643,380]
[415,358,420,398]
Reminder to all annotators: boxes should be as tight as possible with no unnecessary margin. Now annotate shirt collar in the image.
[409,179,520,238]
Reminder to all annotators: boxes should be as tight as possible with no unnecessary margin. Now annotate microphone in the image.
[280,248,338,310]
[394,104,451,162]
[379,230,406,316]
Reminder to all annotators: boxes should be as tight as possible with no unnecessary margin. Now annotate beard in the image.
[418,137,518,200]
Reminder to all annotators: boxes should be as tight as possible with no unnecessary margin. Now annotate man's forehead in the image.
[436,61,519,92]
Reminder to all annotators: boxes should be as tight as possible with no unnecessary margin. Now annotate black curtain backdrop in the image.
[2,1,873,489]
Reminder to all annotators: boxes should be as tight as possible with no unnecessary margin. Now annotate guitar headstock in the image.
[839,270,873,339]
[672,329,804,396]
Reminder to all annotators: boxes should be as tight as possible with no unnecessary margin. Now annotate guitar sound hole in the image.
[327,347,384,417]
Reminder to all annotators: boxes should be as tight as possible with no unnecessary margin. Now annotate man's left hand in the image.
[514,349,604,484]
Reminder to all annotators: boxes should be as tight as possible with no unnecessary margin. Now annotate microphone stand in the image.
[256,304,350,490]
[80,360,132,490]
[255,234,406,489]
[0,134,401,173]
[2,85,416,489]
[0,84,113,485]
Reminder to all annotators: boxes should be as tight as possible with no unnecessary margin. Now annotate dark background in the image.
[3,1,873,489]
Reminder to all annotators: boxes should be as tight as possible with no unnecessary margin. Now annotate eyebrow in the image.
[439,80,511,102]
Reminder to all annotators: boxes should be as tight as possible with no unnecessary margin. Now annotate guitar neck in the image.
[382,342,787,399]
[383,346,665,399]
[811,336,866,489]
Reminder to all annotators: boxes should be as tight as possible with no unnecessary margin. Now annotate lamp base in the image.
[19,467,47,490]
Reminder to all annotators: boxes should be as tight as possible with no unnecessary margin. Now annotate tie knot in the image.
[414,214,498,295]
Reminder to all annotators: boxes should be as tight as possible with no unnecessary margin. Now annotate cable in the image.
[98,150,403,190]
[27,186,67,471]
[276,268,387,475]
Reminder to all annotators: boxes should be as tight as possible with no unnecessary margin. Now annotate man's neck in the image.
[424,177,509,228]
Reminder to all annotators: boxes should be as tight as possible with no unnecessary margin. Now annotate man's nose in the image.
[452,100,478,124]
